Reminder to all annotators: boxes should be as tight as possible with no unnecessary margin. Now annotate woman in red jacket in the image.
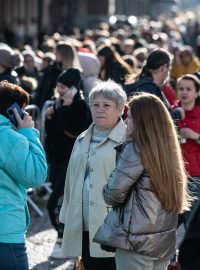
[177,74,200,224]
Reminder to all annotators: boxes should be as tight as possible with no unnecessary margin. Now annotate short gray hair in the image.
[89,79,127,109]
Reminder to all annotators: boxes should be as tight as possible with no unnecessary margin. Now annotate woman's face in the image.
[180,52,192,66]
[126,109,134,137]
[91,94,121,130]
[178,79,198,108]
[56,82,69,97]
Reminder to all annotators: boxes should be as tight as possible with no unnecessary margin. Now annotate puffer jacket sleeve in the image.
[103,143,144,206]
[5,127,47,188]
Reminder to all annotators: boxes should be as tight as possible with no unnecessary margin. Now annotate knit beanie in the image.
[57,68,81,89]
[0,44,22,69]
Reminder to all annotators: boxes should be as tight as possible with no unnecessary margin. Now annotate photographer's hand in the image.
[14,109,34,129]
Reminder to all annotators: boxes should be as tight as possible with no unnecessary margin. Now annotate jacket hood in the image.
[124,78,157,96]
[78,52,101,77]
[0,114,12,131]
[78,118,126,144]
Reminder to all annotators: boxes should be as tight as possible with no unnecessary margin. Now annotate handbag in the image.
[73,257,85,270]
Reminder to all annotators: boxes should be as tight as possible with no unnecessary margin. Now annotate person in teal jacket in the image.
[0,80,47,270]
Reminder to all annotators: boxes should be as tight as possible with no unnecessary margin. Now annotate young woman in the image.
[94,93,192,270]
[97,44,132,86]
[176,74,200,224]
[35,41,81,109]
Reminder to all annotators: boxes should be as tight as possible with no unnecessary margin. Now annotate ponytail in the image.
[139,65,153,80]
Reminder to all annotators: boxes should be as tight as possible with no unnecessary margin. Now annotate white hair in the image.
[89,79,127,109]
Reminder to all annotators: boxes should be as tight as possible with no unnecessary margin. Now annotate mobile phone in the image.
[69,86,78,97]
[6,102,24,127]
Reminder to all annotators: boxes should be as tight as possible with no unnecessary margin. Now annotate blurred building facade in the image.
[0,0,191,47]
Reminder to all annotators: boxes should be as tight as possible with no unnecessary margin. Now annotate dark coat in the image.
[0,69,20,84]
[125,78,164,100]
[34,62,61,109]
[106,61,128,85]
[124,78,181,121]
[179,201,200,270]
[16,65,39,79]
[45,93,92,165]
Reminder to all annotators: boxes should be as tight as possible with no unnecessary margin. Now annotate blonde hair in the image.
[128,93,192,213]
[56,41,81,70]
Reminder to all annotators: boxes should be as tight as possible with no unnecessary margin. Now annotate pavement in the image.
[26,193,74,270]
[26,190,185,270]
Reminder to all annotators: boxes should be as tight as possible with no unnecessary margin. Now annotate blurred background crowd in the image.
[0,1,200,110]
[1,1,200,269]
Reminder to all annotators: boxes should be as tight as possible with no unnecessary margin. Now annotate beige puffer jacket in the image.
[94,141,178,260]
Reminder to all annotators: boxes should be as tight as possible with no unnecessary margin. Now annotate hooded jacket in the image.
[94,141,177,260]
[124,78,181,121]
[0,114,47,243]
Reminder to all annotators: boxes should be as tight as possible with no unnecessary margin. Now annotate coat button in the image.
[90,201,94,205]
[90,184,94,188]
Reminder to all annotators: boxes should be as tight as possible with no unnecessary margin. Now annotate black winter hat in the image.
[57,68,81,89]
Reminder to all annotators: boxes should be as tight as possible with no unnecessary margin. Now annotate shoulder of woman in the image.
[123,141,139,156]
[115,140,138,154]
[76,125,93,143]
[194,104,200,111]
[73,98,89,108]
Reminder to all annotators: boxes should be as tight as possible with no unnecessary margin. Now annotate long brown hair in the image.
[97,44,132,80]
[56,41,81,70]
[128,93,192,213]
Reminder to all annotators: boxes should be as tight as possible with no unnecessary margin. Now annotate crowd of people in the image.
[0,7,200,270]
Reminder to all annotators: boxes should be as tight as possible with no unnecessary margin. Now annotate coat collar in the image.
[78,118,126,144]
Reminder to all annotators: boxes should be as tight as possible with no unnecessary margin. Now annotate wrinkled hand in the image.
[180,128,199,140]
[14,109,34,129]
[62,92,74,106]
[45,106,54,120]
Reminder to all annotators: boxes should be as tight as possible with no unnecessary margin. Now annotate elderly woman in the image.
[59,79,127,270]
